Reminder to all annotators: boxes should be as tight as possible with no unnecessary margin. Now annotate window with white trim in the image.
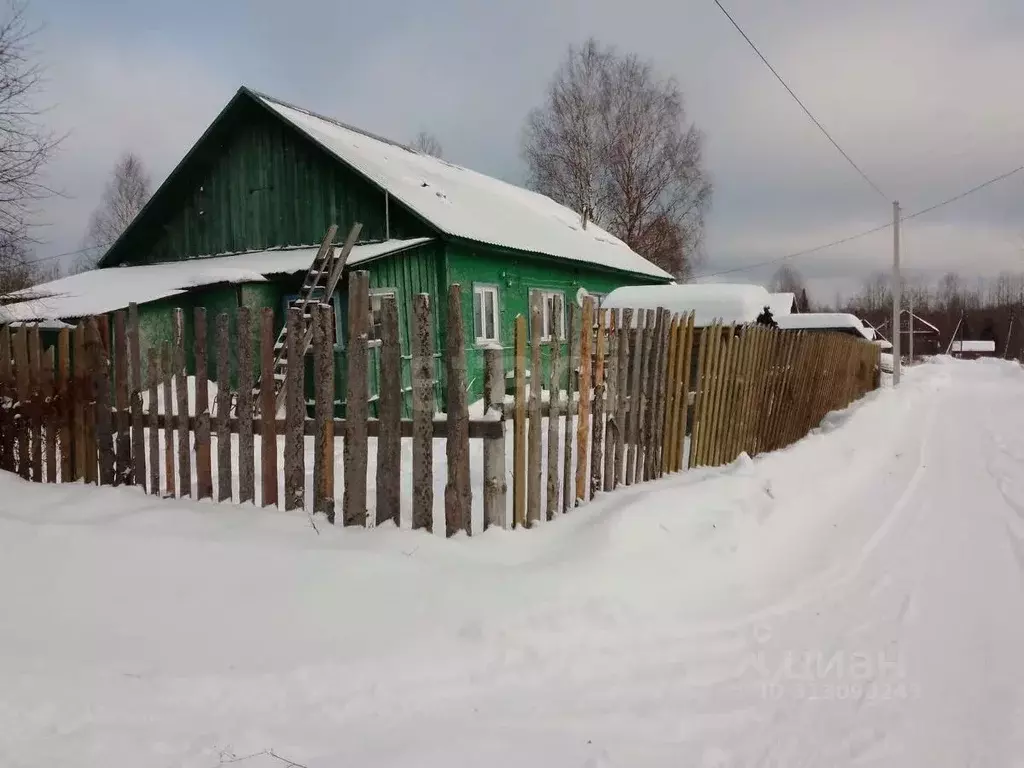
[473,284,500,344]
[530,289,566,341]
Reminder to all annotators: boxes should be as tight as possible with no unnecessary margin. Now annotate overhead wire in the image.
[710,0,890,202]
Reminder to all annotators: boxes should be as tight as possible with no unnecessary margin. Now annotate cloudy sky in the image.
[26,0,1024,303]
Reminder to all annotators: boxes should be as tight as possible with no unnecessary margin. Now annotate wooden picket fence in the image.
[0,277,880,537]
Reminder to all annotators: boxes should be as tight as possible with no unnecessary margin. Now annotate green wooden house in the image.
[0,87,672,410]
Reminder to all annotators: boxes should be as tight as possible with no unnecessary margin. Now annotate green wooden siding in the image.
[445,240,667,403]
[103,97,430,268]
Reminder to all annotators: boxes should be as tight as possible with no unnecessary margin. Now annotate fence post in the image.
[614,309,631,487]
[376,297,400,527]
[590,306,606,497]
[411,293,434,532]
[625,310,644,483]
[260,308,278,508]
[215,313,233,503]
[91,318,115,486]
[0,325,9,471]
[193,308,212,499]
[561,302,577,513]
[314,304,336,521]
[445,284,472,537]
[651,309,670,478]
[237,306,255,504]
[527,291,543,526]
[662,314,679,476]
[161,342,175,496]
[343,271,369,527]
[546,294,563,520]
[74,324,89,483]
[56,327,71,481]
[483,346,507,530]
[575,295,593,502]
[284,307,305,513]
[512,313,527,528]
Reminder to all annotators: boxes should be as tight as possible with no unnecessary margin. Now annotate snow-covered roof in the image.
[875,338,893,350]
[257,93,672,281]
[0,239,429,322]
[602,283,772,326]
[767,292,795,318]
[951,340,996,353]
[775,312,874,340]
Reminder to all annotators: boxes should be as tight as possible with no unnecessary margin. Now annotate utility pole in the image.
[892,201,902,385]
[908,291,914,364]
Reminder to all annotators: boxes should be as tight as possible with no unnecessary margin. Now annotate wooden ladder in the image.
[255,222,362,415]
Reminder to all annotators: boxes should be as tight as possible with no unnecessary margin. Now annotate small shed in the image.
[774,312,873,340]
[950,340,996,359]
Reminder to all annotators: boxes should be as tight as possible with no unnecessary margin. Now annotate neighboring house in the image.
[0,87,671,412]
[774,312,874,340]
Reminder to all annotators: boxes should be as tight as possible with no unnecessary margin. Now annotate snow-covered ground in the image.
[3,358,1024,766]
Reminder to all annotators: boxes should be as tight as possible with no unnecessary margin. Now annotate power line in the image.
[695,163,1024,280]
[710,0,889,202]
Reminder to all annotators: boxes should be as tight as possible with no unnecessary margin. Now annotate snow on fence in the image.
[0,279,882,536]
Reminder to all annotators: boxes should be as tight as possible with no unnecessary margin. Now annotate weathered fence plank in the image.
[690,322,717,468]
[590,307,606,497]
[173,309,190,496]
[575,296,593,503]
[259,308,278,508]
[625,310,645,484]
[42,346,56,481]
[445,284,472,537]
[412,293,434,532]
[344,271,369,527]
[91,318,115,486]
[11,326,28,479]
[237,306,255,505]
[57,328,71,481]
[483,346,507,530]
[546,294,562,520]
[113,311,131,486]
[673,313,694,471]
[193,308,213,499]
[603,309,619,491]
[74,324,89,482]
[561,301,577,512]
[527,291,543,526]
[161,343,175,496]
[512,314,527,528]
[376,297,400,527]
[313,303,337,521]
[27,325,41,481]
[614,308,631,487]
[128,304,145,490]
[653,309,671,478]
[0,326,10,470]
[215,313,232,503]
[147,355,160,495]
[284,307,305,513]
[711,326,738,467]
[636,309,655,481]
[662,314,679,476]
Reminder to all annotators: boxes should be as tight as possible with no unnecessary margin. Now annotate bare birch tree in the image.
[522,39,712,279]
[0,0,61,297]
[411,131,443,159]
[76,152,150,271]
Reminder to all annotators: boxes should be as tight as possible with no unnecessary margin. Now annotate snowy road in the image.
[2,358,1024,767]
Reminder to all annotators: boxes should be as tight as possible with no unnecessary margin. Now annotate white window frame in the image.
[530,289,566,342]
[367,288,397,348]
[473,284,500,345]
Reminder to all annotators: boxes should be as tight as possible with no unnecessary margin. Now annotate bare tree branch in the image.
[522,39,712,279]
[410,130,443,159]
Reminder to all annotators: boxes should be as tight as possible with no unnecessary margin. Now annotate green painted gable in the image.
[101,91,432,268]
